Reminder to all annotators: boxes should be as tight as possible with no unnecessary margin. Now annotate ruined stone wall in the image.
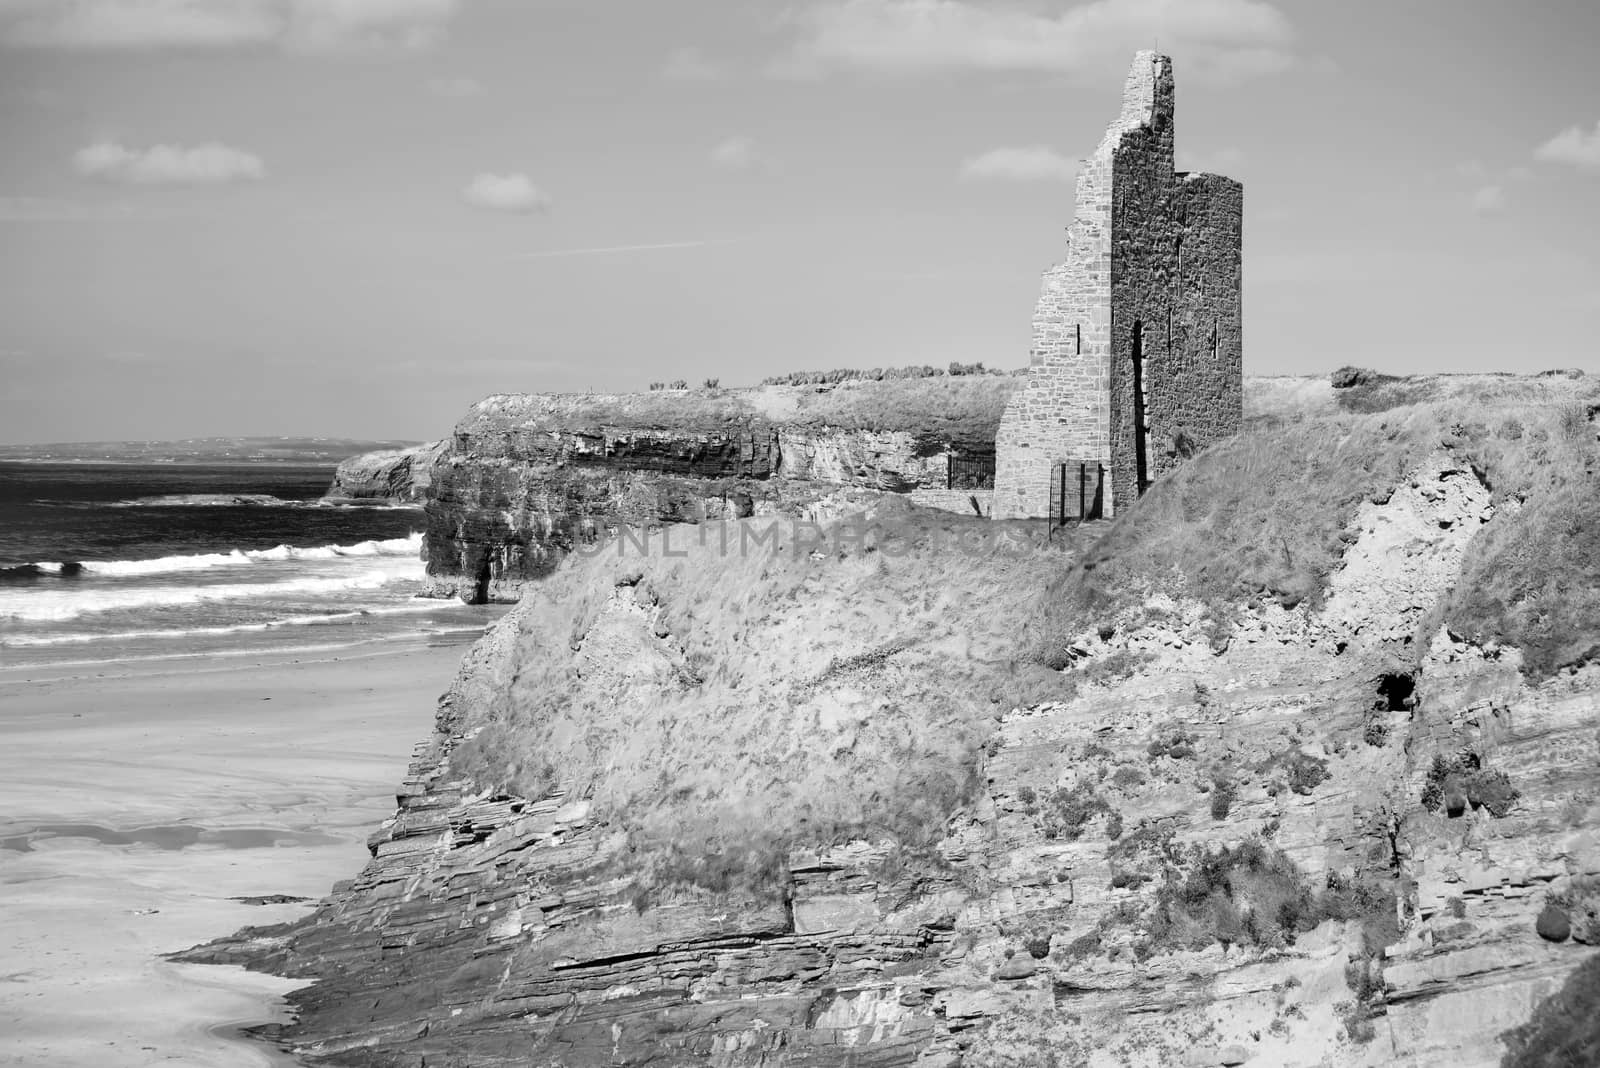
[907,487,993,517]
[1107,64,1243,510]
[994,51,1242,518]
[991,77,1122,520]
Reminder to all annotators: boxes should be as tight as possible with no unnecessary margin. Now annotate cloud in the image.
[709,136,759,170]
[1454,160,1533,213]
[0,0,278,49]
[73,141,265,184]
[427,75,484,97]
[0,0,460,54]
[1470,184,1506,214]
[1535,120,1600,172]
[773,0,1296,83]
[662,46,723,81]
[283,0,457,54]
[960,145,1076,182]
[462,173,549,214]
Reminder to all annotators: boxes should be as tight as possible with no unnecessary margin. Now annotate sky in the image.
[1,0,1597,444]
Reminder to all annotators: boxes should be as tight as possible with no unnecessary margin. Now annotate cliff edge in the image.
[324,441,447,503]
[179,380,1600,1067]
[420,377,1016,602]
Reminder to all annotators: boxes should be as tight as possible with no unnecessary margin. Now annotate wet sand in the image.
[0,636,475,1067]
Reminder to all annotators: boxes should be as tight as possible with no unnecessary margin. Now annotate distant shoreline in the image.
[0,438,423,466]
[2,458,348,466]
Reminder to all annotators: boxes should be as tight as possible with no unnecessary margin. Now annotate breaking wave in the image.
[1,600,446,646]
[109,493,297,507]
[0,533,422,581]
[0,556,425,623]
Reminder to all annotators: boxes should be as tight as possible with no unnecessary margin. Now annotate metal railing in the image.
[1048,460,1104,535]
[947,453,996,490]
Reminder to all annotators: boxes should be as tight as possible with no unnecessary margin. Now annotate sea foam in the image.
[6,533,422,579]
[0,552,425,624]
[1,600,446,646]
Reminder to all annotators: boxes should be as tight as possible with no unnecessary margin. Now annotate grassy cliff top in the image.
[455,375,1020,451]
[1245,369,1590,428]
[455,370,1591,455]
[1040,381,1600,679]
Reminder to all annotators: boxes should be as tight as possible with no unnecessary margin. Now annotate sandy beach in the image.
[0,635,478,1067]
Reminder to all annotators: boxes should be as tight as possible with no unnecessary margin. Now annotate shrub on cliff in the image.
[1146,724,1197,762]
[1039,782,1111,841]
[1263,748,1329,797]
[1330,366,1375,389]
[1125,840,1399,958]
[1536,904,1572,943]
[1208,772,1236,820]
[1421,752,1521,818]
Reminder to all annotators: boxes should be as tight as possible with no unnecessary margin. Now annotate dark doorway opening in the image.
[1377,673,1416,712]
[1131,320,1149,494]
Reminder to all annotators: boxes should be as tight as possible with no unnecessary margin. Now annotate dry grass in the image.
[1033,391,1600,679]
[458,391,761,441]
[447,500,1087,899]
[761,363,1009,386]
[1413,399,1600,677]
[455,375,1019,452]
[1243,375,1337,430]
[1034,406,1452,654]
[1332,371,1590,416]
[787,375,1019,452]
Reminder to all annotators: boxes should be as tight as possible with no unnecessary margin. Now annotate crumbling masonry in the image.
[993,51,1243,519]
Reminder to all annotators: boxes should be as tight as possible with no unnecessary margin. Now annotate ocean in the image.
[0,461,500,669]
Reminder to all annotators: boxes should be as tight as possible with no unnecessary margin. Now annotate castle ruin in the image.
[992,51,1243,520]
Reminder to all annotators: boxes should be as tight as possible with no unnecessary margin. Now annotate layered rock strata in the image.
[420,387,1007,603]
[181,451,1600,1067]
[324,441,447,503]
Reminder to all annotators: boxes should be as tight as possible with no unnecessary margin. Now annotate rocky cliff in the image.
[325,441,447,503]
[419,379,1014,602]
[180,388,1600,1067]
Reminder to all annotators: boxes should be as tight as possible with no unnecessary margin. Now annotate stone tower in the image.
[992,51,1242,520]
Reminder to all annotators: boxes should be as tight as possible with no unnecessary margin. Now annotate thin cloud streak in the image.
[773,0,1299,83]
[511,239,740,260]
[0,0,461,54]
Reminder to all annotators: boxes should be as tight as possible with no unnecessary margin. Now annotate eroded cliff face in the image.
[420,387,1002,602]
[180,438,1600,1067]
[325,441,447,503]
